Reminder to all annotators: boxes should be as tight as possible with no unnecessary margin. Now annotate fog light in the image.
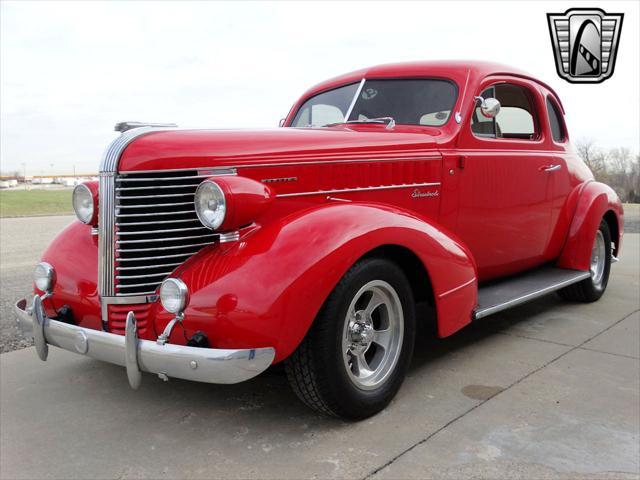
[159,278,189,314]
[33,262,56,293]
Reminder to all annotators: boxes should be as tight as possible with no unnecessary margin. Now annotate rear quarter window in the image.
[546,97,566,142]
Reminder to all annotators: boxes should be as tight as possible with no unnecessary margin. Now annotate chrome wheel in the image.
[590,230,606,286]
[341,280,404,390]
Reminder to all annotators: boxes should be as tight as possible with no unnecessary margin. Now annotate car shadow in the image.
[66,294,565,433]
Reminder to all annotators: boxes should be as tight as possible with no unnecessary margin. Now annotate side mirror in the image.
[474,96,501,118]
[279,118,286,127]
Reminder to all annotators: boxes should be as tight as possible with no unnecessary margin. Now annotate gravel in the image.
[0,216,74,353]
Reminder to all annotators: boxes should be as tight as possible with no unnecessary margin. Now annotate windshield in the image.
[290,79,457,128]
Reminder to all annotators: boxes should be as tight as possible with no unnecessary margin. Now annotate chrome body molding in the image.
[15,297,275,388]
[276,182,441,198]
[233,155,442,169]
[219,231,241,243]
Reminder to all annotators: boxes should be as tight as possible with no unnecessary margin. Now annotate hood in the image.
[117,126,442,172]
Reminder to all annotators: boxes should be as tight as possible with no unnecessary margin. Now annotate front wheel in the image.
[558,219,612,302]
[285,257,416,419]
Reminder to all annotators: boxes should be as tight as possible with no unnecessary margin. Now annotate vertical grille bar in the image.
[98,172,116,297]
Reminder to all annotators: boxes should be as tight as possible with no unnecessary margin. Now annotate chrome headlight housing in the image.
[72,183,95,224]
[159,278,190,314]
[194,180,227,230]
[33,262,56,292]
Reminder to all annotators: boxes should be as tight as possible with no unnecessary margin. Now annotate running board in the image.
[474,267,591,320]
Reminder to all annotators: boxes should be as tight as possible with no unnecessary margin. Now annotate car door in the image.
[454,77,554,281]
[543,94,578,259]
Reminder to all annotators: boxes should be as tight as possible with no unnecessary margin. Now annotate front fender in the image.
[557,181,624,271]
[165,203,478,362]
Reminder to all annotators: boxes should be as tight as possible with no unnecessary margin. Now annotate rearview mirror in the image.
[474,97,501,119]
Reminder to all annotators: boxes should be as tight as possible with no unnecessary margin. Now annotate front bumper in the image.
[15,296,275,388]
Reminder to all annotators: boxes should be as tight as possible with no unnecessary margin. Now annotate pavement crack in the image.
[363,308,640,480]
[577,346,639,360]
[496,331,574,347]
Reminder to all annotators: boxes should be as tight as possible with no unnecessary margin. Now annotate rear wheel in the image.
[558,219,612,302]
[285,257,415,419]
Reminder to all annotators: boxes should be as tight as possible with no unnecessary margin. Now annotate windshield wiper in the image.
[325,117,396,130]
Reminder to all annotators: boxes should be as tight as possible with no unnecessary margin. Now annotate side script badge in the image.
[547,8,623,84]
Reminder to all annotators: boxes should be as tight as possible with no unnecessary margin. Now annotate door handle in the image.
[541,164,561,172]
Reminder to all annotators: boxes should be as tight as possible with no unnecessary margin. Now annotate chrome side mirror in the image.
[474,96,501,118]
[279,118,286,127]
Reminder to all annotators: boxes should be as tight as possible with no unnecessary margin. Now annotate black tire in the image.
[285,257,416,420]
[558,219,612,302]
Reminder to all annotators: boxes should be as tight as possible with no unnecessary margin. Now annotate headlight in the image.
[33,262,56,292]
[160,278,189,314]
[72,183,95,224]
[194,180,226,230]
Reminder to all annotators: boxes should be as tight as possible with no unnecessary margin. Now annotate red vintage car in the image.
[15,61,623,419]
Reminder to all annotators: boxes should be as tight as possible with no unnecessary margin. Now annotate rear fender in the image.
[557,181,624,271]
[165,203,478,362]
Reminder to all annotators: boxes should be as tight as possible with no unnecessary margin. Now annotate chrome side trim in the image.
[232,156,442,169]
[117,167,237,176]
[438,277,477,299]
[276,182,441,198]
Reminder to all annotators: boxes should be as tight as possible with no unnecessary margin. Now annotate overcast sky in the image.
[1,0,638,175]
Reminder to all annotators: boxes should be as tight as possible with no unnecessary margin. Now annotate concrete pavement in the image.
[1,230,638,478]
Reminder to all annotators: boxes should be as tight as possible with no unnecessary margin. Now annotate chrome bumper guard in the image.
[15,296,275,389]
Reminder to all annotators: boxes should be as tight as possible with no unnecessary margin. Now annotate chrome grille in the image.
[114,169,229,296]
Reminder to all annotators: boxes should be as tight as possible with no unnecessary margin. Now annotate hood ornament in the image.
[114,121,178,133]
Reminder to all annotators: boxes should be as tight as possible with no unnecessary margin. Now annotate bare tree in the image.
[575,138,608,177]
[575,139,640,203]
[609,147,631,174]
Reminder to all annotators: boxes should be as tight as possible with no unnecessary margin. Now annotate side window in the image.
[546,97,566,142]
[470,87,496,137]
[471,83,538,140]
